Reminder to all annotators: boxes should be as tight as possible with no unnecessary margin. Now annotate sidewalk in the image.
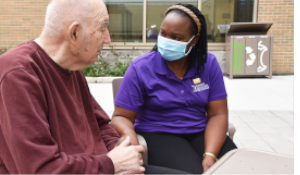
[88,75,294,156]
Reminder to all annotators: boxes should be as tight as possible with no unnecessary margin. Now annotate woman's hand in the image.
[114,135,129,148]
[202,155,216,172]
[111,105,140,147]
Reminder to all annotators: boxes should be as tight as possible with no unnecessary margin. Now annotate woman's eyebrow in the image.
[160,28,184,37]
[172,33,184,37]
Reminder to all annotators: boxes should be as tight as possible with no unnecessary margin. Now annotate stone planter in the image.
[85,76,123,83]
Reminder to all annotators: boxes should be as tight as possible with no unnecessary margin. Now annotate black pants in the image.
[144,164,190,174]
[138,131,237,174]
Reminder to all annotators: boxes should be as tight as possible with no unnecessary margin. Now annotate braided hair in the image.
[151,3,207,74]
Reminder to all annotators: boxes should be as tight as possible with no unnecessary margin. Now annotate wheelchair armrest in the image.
[137,134,148,165]
[228,123,236,140]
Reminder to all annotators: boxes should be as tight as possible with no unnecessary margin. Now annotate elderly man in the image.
[0,0,189,174]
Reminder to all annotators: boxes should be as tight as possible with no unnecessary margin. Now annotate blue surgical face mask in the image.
[157,35,195,61]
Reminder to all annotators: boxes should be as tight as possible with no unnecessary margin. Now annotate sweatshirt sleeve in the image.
[0,69,114,174]
[91,96,120,151]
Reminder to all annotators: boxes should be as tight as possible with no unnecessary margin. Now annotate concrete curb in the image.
[85,77,123,83]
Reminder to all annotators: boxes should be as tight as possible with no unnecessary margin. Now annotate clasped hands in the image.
[108,135,216,174]
[107,136,145,175]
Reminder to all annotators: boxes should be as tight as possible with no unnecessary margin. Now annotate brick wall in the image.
[258,0,294,74]
[0,0,48,49]
[0,0,294,74]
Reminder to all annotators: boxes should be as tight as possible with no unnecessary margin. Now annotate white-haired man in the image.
[0,0,189,174]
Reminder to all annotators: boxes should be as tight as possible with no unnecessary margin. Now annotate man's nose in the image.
[103,30,111,44]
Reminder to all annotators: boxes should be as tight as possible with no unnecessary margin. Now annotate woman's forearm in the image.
[111,116,140,145]
[204,114,228,157]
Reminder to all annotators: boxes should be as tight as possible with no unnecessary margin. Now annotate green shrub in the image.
[82,55,109,77]
[0,42,16,56]
[105,61,130,77]
[82,55,131,77]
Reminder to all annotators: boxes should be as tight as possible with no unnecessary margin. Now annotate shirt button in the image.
[181,90,184,94]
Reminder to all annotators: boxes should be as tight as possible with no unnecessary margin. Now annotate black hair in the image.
[151,3,207,74]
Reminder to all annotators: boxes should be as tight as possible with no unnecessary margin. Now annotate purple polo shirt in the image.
[114,51,227,134]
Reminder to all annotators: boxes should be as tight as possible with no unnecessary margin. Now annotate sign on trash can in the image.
[224,22,273,79]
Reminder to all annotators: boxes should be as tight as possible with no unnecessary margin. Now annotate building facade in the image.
[0,0,294,74]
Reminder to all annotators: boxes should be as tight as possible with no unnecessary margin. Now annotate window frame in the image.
[103,0,258,50]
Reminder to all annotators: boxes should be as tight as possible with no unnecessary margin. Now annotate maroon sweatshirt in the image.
[0,40,120,174]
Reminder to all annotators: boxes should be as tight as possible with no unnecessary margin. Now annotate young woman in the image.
[111,3,237,174]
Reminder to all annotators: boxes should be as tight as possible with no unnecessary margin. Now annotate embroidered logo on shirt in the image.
[191,82,209,92]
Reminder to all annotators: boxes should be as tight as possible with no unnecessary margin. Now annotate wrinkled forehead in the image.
[92,0,109,26]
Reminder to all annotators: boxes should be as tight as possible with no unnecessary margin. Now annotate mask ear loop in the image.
[185,35,195,56]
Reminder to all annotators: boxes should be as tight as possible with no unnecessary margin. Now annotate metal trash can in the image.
[224,22,273,79]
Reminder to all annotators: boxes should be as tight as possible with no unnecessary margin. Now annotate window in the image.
[146,0,198,42]
[104,0,143,42]
[202,0,254,43]
[234,0,254,22]
[103,0,256,48]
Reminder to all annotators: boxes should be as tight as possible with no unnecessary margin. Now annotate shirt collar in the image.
[185,64,197,79]
[154,51,197,79]
[154,51,169,75]
[31,39,73,78]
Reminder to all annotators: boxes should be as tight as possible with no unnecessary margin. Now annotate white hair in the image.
[44,0,94,42]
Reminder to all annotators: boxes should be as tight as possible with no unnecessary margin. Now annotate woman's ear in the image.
[192,33,201,46]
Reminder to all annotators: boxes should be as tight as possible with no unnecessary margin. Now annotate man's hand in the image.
[202,155,216,172]
[107,136,145,175]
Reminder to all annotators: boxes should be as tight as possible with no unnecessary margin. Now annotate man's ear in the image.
[69,22,80,44]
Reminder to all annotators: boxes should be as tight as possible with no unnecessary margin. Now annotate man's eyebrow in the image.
[103,20,109,24]
[102,21,109,25]
[98,20,109,28]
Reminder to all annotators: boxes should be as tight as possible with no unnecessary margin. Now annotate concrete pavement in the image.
[88,75,294,156]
